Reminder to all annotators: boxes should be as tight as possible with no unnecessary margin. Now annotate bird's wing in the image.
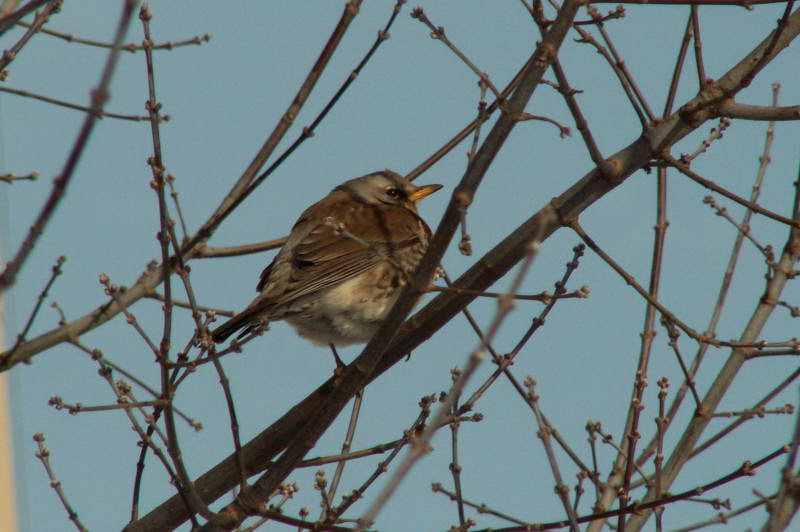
[254,198,428,311]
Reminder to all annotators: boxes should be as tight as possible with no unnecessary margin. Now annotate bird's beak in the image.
[409,183,443,202]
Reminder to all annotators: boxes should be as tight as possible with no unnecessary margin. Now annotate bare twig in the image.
[448,369,467,529]
[48,396,166,413]
[526,377,580,530]
[146,292,234,317]
[670,496,771,532]
[0,0,50,35]
[763,390,800,529]
[681,118,732,162]
[18,19,211,51]
[0,171,38,183]
[33,433,88,532]
[4,255,65,360]
[0,0,60,71]
[410,7,504,102]
[690,6,707,87]
[325,388,365,519]
[703,195,775,263]
[0,85,166,121]
[324,395,436,526]
[432,483,528,526]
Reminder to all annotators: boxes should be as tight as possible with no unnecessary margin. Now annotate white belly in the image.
[285,271,401,347]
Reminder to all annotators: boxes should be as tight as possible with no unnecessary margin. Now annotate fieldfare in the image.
[211,170,442,360]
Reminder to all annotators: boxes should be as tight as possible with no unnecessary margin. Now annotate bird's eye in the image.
[385,187,400,198]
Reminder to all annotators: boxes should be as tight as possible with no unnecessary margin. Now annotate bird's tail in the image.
[211,309,263,343]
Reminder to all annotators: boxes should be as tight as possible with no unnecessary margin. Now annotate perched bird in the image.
[211,170,442,363]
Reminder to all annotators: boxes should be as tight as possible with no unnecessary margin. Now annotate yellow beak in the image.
[409,183,443,202]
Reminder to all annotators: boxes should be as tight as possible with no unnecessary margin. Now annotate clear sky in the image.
[2,1,799,531]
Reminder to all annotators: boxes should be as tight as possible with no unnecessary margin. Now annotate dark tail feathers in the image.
[211,310,262,343]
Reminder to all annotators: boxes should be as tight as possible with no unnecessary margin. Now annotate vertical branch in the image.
[653,378,669,531]
[690,6,707,87]
[526,377,580,531]
[448,369,467,529]
[763,390,800,529]
[663,11,693,117]
[33,433,88,532]
[618,163,669,531]
[326,388,365,516]
[591,13,656,124]
[140,5,224,527]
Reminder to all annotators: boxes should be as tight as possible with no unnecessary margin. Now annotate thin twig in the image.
[662,319,702,408]
[0,0,60,71]
[0,171,38,183]
[681,118,732,162]
[526,377,580,531]
[326,388,365,517]
[325,395,436,526]
[146,292,234,317]
[703,195,775,263]
[690,6,707,87]
[571,21,649,128]
[432,483,528,526]
[764,389,800,530]
[589,4,656,123]
[448,368,467,529]
[33,433,88,532]
[0,85,166,121]
[0,0,51,35]
[669,496,771,532]
[5,255,65,358]
[48,396,166,413]
[690,368,800,459]
[663,10,693,117]
[709,405,794,418]
[67,338,200,429]
[18,19,211,51]
[410,7,504,102]
[653,377,669,530]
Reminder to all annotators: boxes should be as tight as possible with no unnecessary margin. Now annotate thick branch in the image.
[718,100,800,120]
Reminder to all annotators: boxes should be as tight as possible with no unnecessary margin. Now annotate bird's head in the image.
[337,170,442,212]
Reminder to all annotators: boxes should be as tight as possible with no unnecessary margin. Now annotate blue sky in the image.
[2,1,799,530]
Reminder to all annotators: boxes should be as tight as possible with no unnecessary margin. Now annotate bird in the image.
[210,170,442,365]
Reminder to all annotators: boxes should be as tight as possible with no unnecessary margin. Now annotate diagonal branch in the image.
[0,0,136,294]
